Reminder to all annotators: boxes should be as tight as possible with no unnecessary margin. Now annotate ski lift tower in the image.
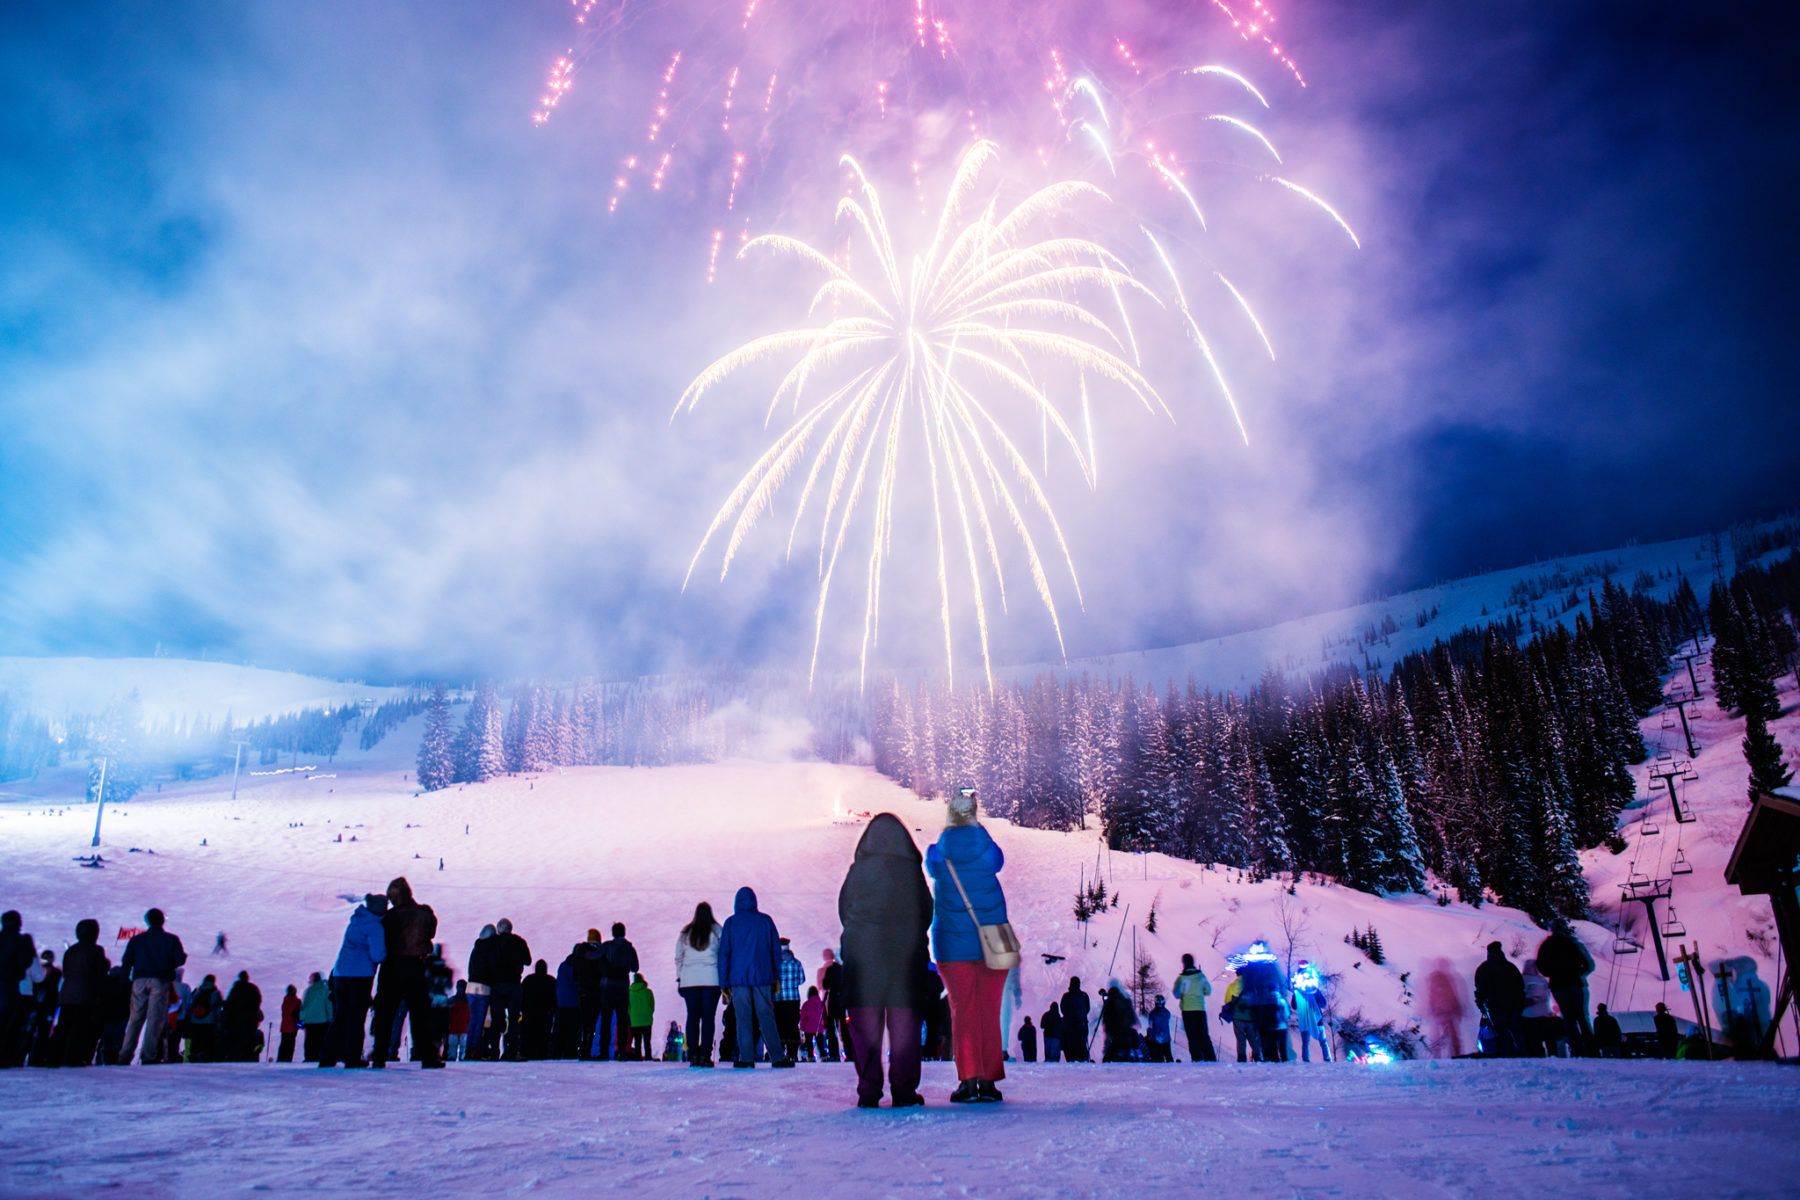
[1649,759,1700,825]
[1621,875,1675,982]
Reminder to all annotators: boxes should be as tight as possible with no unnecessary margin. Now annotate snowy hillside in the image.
[1033,529,1734,691]
[0,656,406,728]
[6,683,1785,1055]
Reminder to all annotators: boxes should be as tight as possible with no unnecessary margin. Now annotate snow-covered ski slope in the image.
[6,650,1796,1055]
[1030,530,1730,690]
[0,655,407,727]
[3,1058,1796,1198]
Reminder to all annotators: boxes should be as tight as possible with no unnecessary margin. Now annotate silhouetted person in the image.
[1536,922,1596,1056]
[370,877,443,1068]
[838,813,932,1107]
[1473,942,1526,1057]
[119,908,186,1065]
[58,919,110,1067]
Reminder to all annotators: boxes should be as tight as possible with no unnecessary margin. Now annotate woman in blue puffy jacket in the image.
[925,787,1011,1103]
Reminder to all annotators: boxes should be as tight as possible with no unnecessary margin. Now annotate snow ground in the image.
[3,1059,1796,1198]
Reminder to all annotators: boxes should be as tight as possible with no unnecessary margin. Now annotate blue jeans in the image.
[465,992,490,1059]
[729,985,782,1064]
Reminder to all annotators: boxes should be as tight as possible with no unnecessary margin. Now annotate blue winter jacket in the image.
[121,927,187,981]
[333,905,388,979]
[925,824,1008,963]
[555,953,580,1008]
[718,887,781,988]
[1148,1004,1172,1043]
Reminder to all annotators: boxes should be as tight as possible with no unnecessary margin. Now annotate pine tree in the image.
[1742,711,1793,801]
[456,682,506,783]
[417,685,457,792]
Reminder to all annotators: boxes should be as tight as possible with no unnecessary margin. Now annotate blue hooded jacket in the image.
[925,823,1007,963]
[718,886,781,988]
[332,905,388,979]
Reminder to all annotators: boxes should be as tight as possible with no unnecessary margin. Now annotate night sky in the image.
[1,1,1795,680]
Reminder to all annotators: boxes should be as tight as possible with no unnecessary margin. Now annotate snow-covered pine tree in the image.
[416,685,457,792]
[1743,711,1793,800]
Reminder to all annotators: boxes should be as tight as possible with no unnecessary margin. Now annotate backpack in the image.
[191,992,213,1021]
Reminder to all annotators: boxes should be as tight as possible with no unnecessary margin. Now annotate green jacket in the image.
[1174,968,1211,1013]
[628,978,655,1027]
[298,979,333,1025]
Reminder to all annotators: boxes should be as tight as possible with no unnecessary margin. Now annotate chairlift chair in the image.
[1671,849,1693,876]
[1661,909,1686,938]
[1627,870,1651,889]
[1640,817,1660,836]
[1613,934,1640,955]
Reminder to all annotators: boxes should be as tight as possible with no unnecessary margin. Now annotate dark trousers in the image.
[302,1023,327,1062]
[1181,1010,1216,1061]
[187,1024,217,1063]
[577,996,602,1058]
[824,1005,846,1061]
[775,999,802,1061]
[323,976,373,1066]
[680,986,720,1062]
[1487,1008,1525,1057]
[729,985,782,1063]
[489,982,523,1059]
[553,1006,582,1058]
[277,1031,296,1062]
[522,1008,554,1060]
[372,957,441,1066]
[595,986,630,1060]
[59,1003,102,1067]
[849,1007,922,1104]
[1550,984,1592,1056]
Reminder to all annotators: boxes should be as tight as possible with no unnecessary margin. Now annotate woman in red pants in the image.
[925,787,1012,1103]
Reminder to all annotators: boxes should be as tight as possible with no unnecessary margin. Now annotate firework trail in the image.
[534,3,1360,678]
[674,142,1168,690]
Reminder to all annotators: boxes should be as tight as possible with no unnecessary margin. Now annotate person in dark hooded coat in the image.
[838,813,933,1107]
[58,919,111,1067]
[718,887,790,1067]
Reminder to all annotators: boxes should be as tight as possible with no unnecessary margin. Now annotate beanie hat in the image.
[364,894,388,914]
[947,787,978,824]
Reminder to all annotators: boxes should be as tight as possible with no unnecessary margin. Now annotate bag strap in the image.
[942,853,984,932]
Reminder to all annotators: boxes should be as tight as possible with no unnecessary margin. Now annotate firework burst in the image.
[675,141,1169,689]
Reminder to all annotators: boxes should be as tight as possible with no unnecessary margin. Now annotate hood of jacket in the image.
[734,886,759,915]
[855,813,921,862]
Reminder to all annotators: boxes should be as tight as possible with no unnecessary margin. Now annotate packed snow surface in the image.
[3,1059,1796,1198]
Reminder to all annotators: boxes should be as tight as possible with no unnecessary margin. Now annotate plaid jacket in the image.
[776,952,806,1001]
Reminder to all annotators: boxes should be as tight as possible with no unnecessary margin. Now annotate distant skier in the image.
[837,812,933,1107]
[1172,953,1215,1062]
[926,787,1014,1103]
[212,932,229,957]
